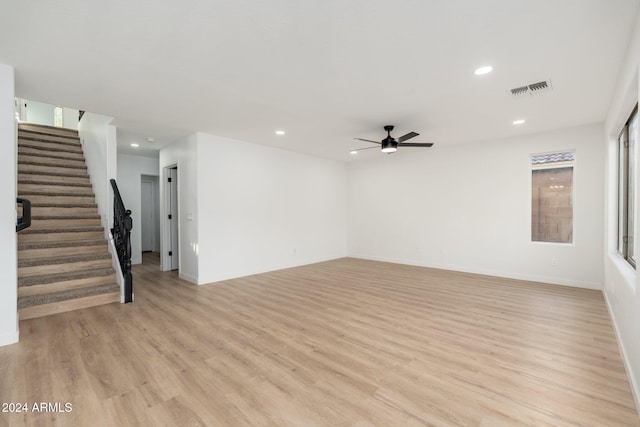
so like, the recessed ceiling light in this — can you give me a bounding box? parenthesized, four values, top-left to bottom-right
(146, 137, 155, 143)
(131, 143, 139, 147)
(474, 65, 493, 75)
(512, 119, 526, 125)
(275, 130, 285, 135)
(350, 150, 358, 155)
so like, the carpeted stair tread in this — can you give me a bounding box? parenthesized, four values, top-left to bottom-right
(18, 153, 84, 164)
(18, 123, 79, 135)
(19, 189, 94, 197)
(18, 267, 115, 287)
(20, 226, 103, 234)
(18, 169, 88, 179)
(31, 202, 97, 208)
(18, 159, 87, 170)
(18, 283, 119, 309)
(19, 239, 106, 250)
(31, 214, 101, 220)
(17, 136, 81, 149)
(18, 143, 84, 156)
(18, 179, 92, 188)
(18, 252, 111, 268)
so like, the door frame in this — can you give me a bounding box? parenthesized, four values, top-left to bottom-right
(160, 164, 180, 272)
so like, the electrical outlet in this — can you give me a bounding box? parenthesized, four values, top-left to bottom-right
(551, 258, 558, 266)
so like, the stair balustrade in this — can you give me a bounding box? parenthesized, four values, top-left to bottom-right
(110, 179, 133, 303)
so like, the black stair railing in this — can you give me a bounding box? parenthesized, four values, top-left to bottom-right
(16, 198, 31, 232)
(110, 179, 133, 303)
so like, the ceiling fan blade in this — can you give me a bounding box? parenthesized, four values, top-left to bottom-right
(397, 131, 419, 142)
(354, 138, 381, 144)
(350, 146, 380, 152)
(397, 142, 434, 147)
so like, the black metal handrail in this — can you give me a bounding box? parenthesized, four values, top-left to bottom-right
(16, 198, 31, 232)
(110, 179, 133, 303)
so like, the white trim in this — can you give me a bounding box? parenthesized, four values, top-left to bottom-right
(603, 289, 640, 419)
(0, 319, 19, 347)
(348, 254, 602, 289)
(107, 232, 126, 303)
(179, 272, 198, 284)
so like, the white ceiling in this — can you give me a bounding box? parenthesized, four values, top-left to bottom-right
(1, 0, 638, 161)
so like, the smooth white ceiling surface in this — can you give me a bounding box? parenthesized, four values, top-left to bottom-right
(1, 0, 638, 160)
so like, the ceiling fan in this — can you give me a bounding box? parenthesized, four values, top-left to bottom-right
(352, 125, 434, 154)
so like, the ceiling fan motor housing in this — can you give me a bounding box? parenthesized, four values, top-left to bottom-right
(381, 137, 397, 152)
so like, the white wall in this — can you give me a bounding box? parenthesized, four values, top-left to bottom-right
(196, 133, 348, 284)
(117, 154, 159, 265)
(78, 113, 117, 231)
(159, 134, 199, 282)
(0, 64, 18, 346)
(24, 99, 54, 126)
(348, 123, 605, 289)
(21, 100, 78, 130)
(603, 9, 640, 412)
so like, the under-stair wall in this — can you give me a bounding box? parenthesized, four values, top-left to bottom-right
(0, 63, 18, 346)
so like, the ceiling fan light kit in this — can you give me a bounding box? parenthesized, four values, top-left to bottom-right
(352, 125, 434, 154)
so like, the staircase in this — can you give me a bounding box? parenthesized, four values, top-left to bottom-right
(17, 123, 120, 320)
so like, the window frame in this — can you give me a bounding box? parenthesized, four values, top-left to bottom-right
(618, 103, 638, 268)
(530, 151, 575, 245)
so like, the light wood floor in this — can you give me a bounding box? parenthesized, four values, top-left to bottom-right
(1, 255, 638, 426)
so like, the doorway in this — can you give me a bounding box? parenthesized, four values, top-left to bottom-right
(140, 175, 160, 257)
(163, 166, 179, 271)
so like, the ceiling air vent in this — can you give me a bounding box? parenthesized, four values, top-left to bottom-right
(511, 85, 529, 96)
(510, 79, 552, 97)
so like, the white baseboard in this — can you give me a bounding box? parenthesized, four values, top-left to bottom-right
(348, 254, 602, 289)
(180, 272, 198, 284)
(0, 325, 19, 347)
(603, 290, 640, 419)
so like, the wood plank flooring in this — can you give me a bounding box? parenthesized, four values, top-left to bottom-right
(0, 255, 638, 426)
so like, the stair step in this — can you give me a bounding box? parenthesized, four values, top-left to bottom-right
(18, 153, 86, 168)
(19, 251, 111, 268)
(18, 240, 108, 260)
(18, 228, 104, 243)
(19, 173, 90, 185)
(18, 145, 84, 160)
(19, 239, 106, 251)
(27, 205, 98, 216)
(18, 273, 117, 298)
(18, 134, 81, 149)
(19, 123, 79, 137)
(19, 183, 93, 195)
(18, 266, 115, 287)
(18, 140, 83, 155)
(18, 194, 96, 204)
(19, 225, 103, 234)
(18, 159, 86, 171)
(18, 190, 95, 200)
(18, 286, 120, 320)
(18, 163, 89, 176)
(18, 127, 80, 142)
(19, 256, 113, 278)
(31, 214, 100, 220)
(18, 179, 91, 188)
(28, 217, 101, 228)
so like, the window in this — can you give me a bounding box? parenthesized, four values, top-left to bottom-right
(618, 104, 638, 267)
(531, 151, 574, 243)
(54, 106, 63, 128)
